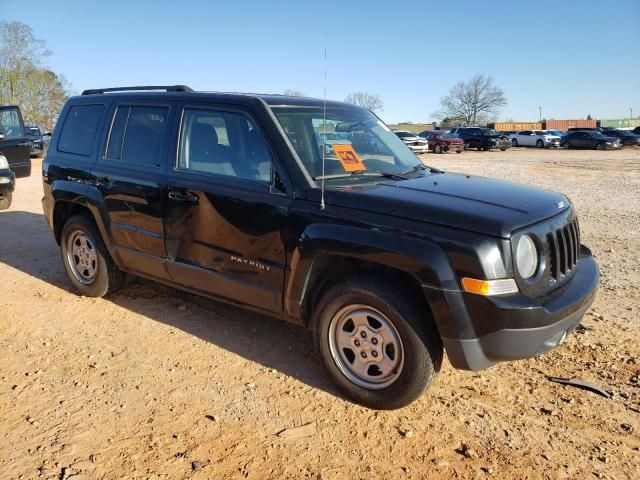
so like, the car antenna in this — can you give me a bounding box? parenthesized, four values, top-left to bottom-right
(320, 32, 328, 210)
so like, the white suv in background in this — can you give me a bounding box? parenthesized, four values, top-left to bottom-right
(509, 130, 561, 148)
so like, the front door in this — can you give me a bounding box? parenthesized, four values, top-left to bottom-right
(91, 102, 174, 279)
(163, 105, 289, 314)
(0, 106, 31, 177)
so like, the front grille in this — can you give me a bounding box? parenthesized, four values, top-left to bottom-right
(546, 217, 580, 282)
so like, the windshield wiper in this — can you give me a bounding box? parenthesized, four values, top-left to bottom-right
(313, 171, 407, 181)
(401, 164, 443, 175)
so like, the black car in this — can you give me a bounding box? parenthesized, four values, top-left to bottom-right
(42, 85, 599, 409)
(600, 129, 640, 146)
(25, 124, 45, 156)
(0, 105, 31, 178)
(633, 126, 640, 135)
(448, 127, 511, 151)
(561, 131, 622, 150)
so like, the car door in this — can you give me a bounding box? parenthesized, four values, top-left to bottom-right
(163, 104, 290, 314)
(91, 101, 174, 280)
(0, 106, 31, 177)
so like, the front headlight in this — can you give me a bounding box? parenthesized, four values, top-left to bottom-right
(516, 235, 538, 279)
(0, 154, 9, 170)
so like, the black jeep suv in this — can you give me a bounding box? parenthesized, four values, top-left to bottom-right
(42, 86, 599, 409)
(449, 127, 511, 151)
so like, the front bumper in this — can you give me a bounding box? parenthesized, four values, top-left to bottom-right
(0, 169, 16, 197)
(442, 248, 599, 370)
(407, 144, 429, 153)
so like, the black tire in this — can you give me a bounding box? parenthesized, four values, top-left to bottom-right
(482, 145, 490, 151)
(0, 193, 11, 210)
(511, 138, 518, 147)
(596, 143, 605, 151)
(455, 148, 463, 154)
(500, 147, 507, 151)
(536, 139, 544, 148)
(563, 142, 571, 149)
(435, 144, 443, 154)
(312, 274, 443, 410)
(60, 214, 125, 297)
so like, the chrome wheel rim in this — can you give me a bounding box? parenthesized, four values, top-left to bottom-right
(66, 230, 98, 285)
(328, 304, 404, 389)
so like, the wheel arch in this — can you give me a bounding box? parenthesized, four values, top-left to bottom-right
(284, 224, 457, 337)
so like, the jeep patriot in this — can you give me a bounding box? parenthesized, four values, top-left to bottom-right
(42, 86, 599, 409)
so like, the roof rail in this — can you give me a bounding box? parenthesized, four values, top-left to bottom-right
(81, 85, 194, 95)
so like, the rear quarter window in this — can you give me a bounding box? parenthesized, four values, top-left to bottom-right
(58, 104, 105, 156)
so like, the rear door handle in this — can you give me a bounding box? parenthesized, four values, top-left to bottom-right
(168, 191, 199, 204)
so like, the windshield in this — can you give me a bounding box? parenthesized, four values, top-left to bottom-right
(272, 106, 424, 184)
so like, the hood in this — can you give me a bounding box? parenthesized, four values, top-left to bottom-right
(319, 172, 570, 238)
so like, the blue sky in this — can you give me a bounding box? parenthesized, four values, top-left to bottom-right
(2, 0, 639, 124)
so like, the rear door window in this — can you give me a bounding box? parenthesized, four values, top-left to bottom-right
(105, 106, 169, 167)
(58, 104, 105, 156)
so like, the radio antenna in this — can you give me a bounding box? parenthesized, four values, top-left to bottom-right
(320, 32, 327, 210)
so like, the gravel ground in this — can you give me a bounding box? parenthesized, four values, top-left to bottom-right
(1, 148, 639, 480)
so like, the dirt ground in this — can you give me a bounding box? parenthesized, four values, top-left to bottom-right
(1, 148, 639, 480)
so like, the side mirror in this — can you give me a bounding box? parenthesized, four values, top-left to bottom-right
(0, 134, 4, 140)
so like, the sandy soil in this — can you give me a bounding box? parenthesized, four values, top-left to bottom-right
(1, 148, 639, 480)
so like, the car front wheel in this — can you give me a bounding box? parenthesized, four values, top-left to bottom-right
(511, 138, 518, 147)
(61, 215, 125, 297)
(536, 139, 544, 148)
(563, 142, 571, 149)
(313, 275, 442, 410)
(596, 143, 606, 150)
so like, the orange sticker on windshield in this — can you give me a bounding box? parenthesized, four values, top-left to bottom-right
(332, 144, 366, 172)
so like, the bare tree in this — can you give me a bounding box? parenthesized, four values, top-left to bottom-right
(344, 92, 383, 112)
(283, 89, 305, 97)
(432, 74, 506, 126)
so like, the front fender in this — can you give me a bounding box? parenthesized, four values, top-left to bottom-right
(284, 223, 466, 337)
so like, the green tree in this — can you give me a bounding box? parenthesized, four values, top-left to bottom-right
(0, 21, 70, 131)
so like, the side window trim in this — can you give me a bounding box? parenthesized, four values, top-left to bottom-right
(174, 104, 274, 186)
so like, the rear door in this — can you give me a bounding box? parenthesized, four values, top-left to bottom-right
(0, 106, 31, 177)
(91, 101, 175, 280)
(163, 103, 290, 314)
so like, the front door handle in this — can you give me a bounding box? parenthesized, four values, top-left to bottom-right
(168, 190, 199, 204)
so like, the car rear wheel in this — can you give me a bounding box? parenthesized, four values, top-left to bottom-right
(61, 215, 125, 297)
(313, 274, 442, 410)
(536, 139, 544, 148)
(0, 193, 12, 210)
(511, 138, 518, 147)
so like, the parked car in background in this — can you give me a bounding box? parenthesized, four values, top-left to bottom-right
(601, 129, 640, 147)
(0, 105, 31, 178)
(393, 130, 429, 153)
(25, 125, 45, 156)
(561, 131, 621, 150)
(543, 129, 567, 137)
(418, 130, 464, 153)
(0, 153, 15, 210)
(509, 130, 561, 148)
(448, 127, 511, 151)
(633, 126, 640, 135)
